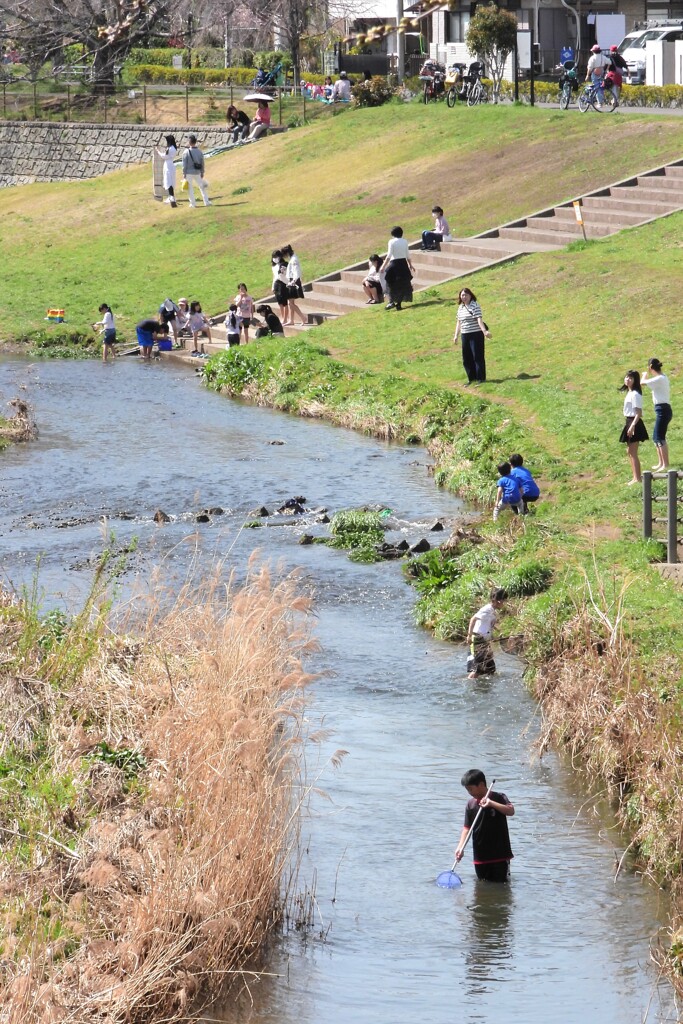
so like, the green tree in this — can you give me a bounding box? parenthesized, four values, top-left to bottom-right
(466, 2, 517, 104)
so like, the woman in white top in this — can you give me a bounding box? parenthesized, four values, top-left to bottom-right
(92, 302, 116, 363)
(619, 369, 649, 485)
(453, 287, 491, 384)
(380, 226, 415, 311)
(156, 134, 178, 207)
(641, 357, 672, 472)
(281, 244, 307, 326)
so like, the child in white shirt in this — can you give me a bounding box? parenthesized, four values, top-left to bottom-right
(466, 588, 507, 678)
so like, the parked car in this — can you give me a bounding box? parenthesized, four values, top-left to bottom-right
(616, 21, 683, 84)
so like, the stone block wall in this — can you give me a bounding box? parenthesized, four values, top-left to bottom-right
(0, 123, 230, 188)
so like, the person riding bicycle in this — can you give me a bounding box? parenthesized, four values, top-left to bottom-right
(604, 44, 628, 101)
(585, 43, 608, 108)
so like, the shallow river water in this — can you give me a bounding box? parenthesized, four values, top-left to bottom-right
(0, 357, 678, 1024)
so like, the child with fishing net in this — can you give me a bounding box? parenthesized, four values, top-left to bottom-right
(466, 588, 507, 678)
(454, 769, 515, 882)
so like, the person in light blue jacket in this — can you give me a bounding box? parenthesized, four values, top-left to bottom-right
(182, 135, 211, 208)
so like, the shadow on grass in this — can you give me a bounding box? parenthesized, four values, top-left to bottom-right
(486, 373, 542, 384)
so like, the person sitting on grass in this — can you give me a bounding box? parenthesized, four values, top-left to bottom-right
(362, 255, 385, 304)
(493, 461, 522, 521)
(466, 588, 507, 678)
(188, 301, 212, 356)
(254, 304, 285, 338)
(509, 454, 540, 514)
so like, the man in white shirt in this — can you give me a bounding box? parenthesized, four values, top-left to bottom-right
(585, 44, 608, 107)
(333, 71, 352, 102)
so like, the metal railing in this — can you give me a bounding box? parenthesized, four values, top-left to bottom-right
(0, 81, 322, 125)
(643, 470, 683, 563)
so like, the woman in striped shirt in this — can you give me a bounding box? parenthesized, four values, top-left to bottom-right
(453, 287, 491, 384)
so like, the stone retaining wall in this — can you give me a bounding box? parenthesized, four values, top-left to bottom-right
(0, 122, 230, 188)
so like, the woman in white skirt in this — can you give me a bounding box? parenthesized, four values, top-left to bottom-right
(156, 134, 178, 207)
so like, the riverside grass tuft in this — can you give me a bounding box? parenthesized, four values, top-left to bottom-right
(0, 560, 318, 1023)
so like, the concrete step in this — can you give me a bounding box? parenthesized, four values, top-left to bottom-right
(609, 185, 683, 206)
(636, 174, 683, 193)
(664, 165, 683, 179)
(444, 240, 520, 260)
(553, 205, 661, 227)
(497, 225, 571, 246)
(300, 293, 369, 315)
(313, 278, 376, 301)
(582, 194, 680, 216)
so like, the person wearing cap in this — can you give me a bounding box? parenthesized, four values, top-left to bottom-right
(181, 135, 211, 208)
(333, 71, 352, 102)
(585, 43, 608, 107)
(158, 297, 180, 344)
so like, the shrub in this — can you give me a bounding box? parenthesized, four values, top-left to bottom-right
(130, 64, 255, 86)
(253, 50, 292, 73)
(352, 76, 395, 107)
(127, 47, 185, 67)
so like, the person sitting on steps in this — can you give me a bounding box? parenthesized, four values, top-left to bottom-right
(421, 206, 452, 252)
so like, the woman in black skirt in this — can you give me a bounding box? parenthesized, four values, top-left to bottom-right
(380, 226, 415, 311)
(271, 250, 290, 323)
(619, 369, 649, 485)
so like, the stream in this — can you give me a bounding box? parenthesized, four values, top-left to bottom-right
(0, 356, 677, 1024)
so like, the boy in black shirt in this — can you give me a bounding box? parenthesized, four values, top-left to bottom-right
(454, 768, 514, 882)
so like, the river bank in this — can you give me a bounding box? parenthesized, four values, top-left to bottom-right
(202, 336, 683, 990)
(0, 559, 311, 1022)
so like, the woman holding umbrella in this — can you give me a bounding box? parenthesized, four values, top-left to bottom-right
(248, 98, 272, 140)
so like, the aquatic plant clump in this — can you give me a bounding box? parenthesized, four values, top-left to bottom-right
(0, 565, 314, 1023)
(329, 508, 386, 563)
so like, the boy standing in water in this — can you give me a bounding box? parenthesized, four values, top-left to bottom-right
(466, 588, 506, 678)
(455, 769, 514, 882)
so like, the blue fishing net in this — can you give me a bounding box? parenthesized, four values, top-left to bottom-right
(435, 869, 463, 889)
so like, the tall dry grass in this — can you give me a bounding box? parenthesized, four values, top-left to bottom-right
(0, 560, 317, 1023)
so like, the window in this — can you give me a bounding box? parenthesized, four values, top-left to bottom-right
(516, 10, 531, 28)
(447, 12, 470, 42)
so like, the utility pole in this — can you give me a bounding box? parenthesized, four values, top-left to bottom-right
(397, 0, 405, 82)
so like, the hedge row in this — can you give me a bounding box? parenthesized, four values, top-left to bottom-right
(131, 65, 257, 85)
(499, 79, 683, 108)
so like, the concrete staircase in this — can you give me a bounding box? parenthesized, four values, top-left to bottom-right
(197, 158, 682, 352)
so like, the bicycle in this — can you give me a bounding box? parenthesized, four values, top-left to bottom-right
(555, 59, 579, 110)
(466, 73, 488, 106)
(578, 78, 618, 113)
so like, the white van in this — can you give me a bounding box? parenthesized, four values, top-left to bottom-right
(616, 21, 683, 84)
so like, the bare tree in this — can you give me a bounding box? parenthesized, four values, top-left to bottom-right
(0, 0, 170, 87)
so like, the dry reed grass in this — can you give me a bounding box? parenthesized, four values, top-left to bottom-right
(0, 398, 37, 442)
(0, 561, 316, 1023)
(532, 570, 683, 882)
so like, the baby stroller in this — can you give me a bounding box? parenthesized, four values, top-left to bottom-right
(252, 62, 282, 94)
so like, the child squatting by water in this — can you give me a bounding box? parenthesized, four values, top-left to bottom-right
(455, 769, 515, 882)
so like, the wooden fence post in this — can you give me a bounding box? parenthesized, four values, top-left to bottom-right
(667, 469, 678, 564)
(143, 85, 147, 123)
(185, 84, 189, 122)
(66, 83, 70, 120)
(33, 81, 38, 119)
(643, 471, 652, 539)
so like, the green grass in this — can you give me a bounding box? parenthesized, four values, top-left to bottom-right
(1, 102, 682, 342)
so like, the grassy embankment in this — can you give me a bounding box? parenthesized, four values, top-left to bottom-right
(0, 560, 316, 1022)
(1, 101, 682, 348)
(201, 207, 683, 980)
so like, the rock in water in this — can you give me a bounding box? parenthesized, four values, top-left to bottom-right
(153, 509, 171, 523)
(409, 538, 431, 554)
(429, 520, 445, 532)
(249, 506, 270, 517)
(196, 512, 211, 523)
